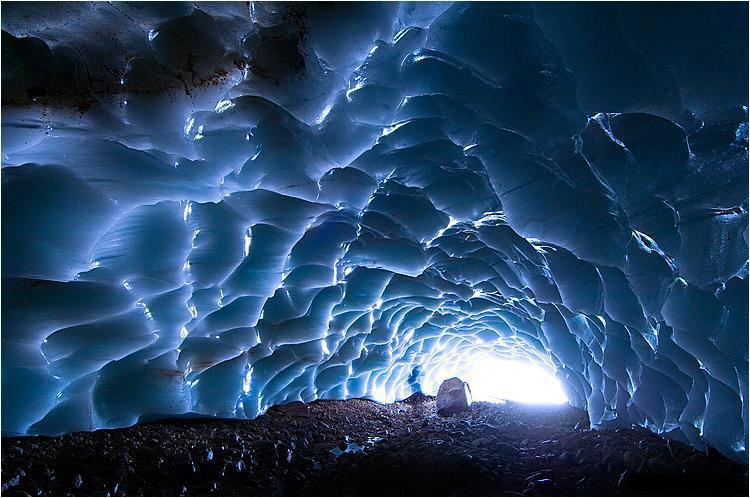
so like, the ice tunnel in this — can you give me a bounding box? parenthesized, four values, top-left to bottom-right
(2, 1, 748, 465)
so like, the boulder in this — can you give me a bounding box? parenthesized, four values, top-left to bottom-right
(436, 377, 472, 416)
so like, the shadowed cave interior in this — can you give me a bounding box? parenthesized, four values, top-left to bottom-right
(1, 1, 748, 496)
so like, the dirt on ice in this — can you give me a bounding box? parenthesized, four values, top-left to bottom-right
(2, 395, 747, 496)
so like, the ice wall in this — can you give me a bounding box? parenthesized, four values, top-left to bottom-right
(2, 2, 748, 462)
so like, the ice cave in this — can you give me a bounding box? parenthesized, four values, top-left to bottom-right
(1, 1, 748, 496)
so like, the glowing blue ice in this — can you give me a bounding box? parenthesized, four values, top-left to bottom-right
(1, 1, 747, 463)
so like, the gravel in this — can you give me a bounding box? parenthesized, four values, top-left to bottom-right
(2, 396, 747, 496)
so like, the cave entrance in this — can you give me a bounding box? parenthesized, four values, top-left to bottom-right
(464, 357, 568, 404)
(425, 354, 569, 405)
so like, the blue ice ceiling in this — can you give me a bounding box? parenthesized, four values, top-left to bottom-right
(1, 2, 748, 462)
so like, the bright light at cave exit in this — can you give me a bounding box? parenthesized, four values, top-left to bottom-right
(462, 356, 568, 405)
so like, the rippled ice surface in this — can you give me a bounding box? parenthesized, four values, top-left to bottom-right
(1, 2, 748, 462)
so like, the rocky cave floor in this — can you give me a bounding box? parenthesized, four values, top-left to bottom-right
(2, 395, 748, 497)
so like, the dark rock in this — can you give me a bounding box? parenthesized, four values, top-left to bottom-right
(436, 377, 472, 416)
(647, 458, 678, 475)
(402, 392, 433, 404)
(523, 478, 562, 496)
(2, 474, 22, 492)
(471, 435, 495, 447)
(496, 442, 521, 456)
(525, 469, 553, 482)
(607, 460, 625, 476)
(623, 449, 643, 470)
(5, 446, 24, 457)
(617, 469, 631, 487)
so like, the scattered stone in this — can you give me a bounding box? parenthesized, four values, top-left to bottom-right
(402, 392, 431, 404)
(617, 469, 631, 487)
(525, 469, 553, 482)
(496, 442, 521, 456)
(623, 449, 643, 470)
(0, 397, 746, 497)
(471, 435, 495, 447)
(5, 446, 23, 457)
(524, 478, 562, 496)
(648, 458, 678, 475)
(607, 460, 624, 476)
(559, 451, 574, 464)
(2, 474, 22, 492)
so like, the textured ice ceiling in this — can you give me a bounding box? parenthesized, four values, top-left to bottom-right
(2, 2, 748, 462)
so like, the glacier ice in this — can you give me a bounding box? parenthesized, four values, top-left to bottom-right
(1, 1, 748, 463)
